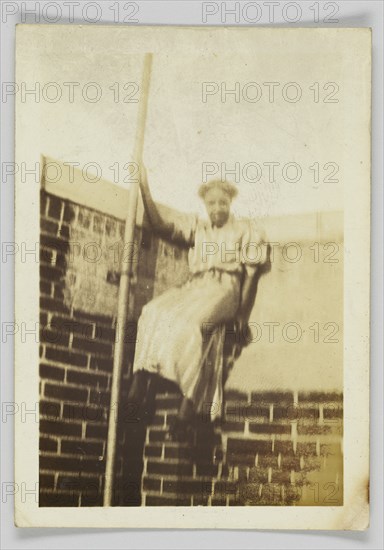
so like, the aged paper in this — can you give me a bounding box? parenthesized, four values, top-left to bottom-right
(14, 25, 370, 529)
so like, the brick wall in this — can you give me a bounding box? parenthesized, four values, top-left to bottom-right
(142, 382, 343, 506)
(39, 188, 143, 506)
(39, 188, 190, 507)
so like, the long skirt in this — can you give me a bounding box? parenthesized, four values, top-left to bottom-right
(132, 269, 241, 418)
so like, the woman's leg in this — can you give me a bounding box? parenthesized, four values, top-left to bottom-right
(127, 370, 156, 423)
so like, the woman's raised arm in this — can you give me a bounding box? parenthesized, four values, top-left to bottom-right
(139, 165, 175, 240)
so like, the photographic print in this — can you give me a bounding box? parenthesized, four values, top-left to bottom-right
(14, 25, 370, 529)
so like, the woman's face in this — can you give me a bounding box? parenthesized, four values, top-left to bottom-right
(203, 187, 231, 227)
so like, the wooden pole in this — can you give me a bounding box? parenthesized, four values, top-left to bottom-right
(103, 53, 153, 507)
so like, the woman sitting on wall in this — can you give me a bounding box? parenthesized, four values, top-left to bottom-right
(127, 166, 270, 440)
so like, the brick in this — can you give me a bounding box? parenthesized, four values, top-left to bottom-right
(40, 297, 70, 314)
(66, 369, 109, 389)
(40, 419, 82, 437)
(40, 312, 48, 326)
(92, 214, 104, 233)
(44, 383, 88, 403)
(40, 247, 55, 264)
(226, 403, 269, 422)
(163, 479, 212, 495)
(81, 492, 103, 507)
(213, 448, 224, 462)
(58, 224, 70, 239)
(192, 494, 210, 506)
(40, 329, 70, 347)
(50, 316, 94, 337)
(148, 429, 168, 443)
(296, 442, 317, 456)
(53, 285, 65, 300)
(39, 490, 79, 507)
(72, 336, 113, 357)
(224, 389, 248, 401)
(273, 440, 294, 454)
(251, 391, 293, 404)
(63, 403, 105, 422)
(142, 477, 161, 492)
(63, 203, 75, 223)
(320, 443, 341, 457)
(47, 196, 63, 219)
(147, 460, 193, 477)
(249, 423, 291, 435)
(211, 496, 227, 505)
(271, 470, 291, 484)
(40, 265, 64, 283)
(45, 347, 88, 367)
(41, 218, 59, 235)
(40, 400, 61, 418)
(298, 391, 343, 403)
(323, 405, 343, 419)
(228, 496, 243, 506)
(39, 473, 55, 489)
(248, 468, 269, 484)
(297, 424, 332, 436)
(85, 423, 108, 440)
(40, 455, 105, 474)
(281, 456, 302, 471)
(144, 445, 163, 458)
(220, 421, 246, 433)
(301, 456, 322, 471)
(105, 218, 116, 237)
(72, 309, 113, 327)
(163, 444, 192, 461)
(39, 364, 65, 381)
(214, 481, 238, 495)
(61, 440, 104, 457)
(40, 280, 52, 296)
(90, 356, 114, 373)
(39, 437, 58, 453)
(89, 389, 111, 407)
(227, 438, 272, 456)
(258, 455, 279, 469)
(152, 413, 165, 427)
(145, 495, 191, 506)
(40, 234, 67, 253)
(40, 191, 48, 215)
(195, 429, 222, 447)
(95, 324, 116, 342)
(55, 252, 67, 268)
(78, 210, 91, 228)
(56, 474, 100, 492)
(195, 463, 219, 477)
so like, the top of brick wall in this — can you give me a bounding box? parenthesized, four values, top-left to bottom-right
(41, 155, 343, 242)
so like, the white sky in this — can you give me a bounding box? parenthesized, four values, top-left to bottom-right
(16, 26, 347, 220)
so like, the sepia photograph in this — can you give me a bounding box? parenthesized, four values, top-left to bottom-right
(14, 24, 370, 529)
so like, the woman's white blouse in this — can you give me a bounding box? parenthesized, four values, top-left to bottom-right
(169, 211, 269, 276)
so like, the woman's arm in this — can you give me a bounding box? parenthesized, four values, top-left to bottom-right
(139, 165, 175, 240)
(237, 243, 271, 325)
(237, 267, 260, 325)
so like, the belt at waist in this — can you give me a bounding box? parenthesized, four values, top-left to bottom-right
(188, 267, 242, 283)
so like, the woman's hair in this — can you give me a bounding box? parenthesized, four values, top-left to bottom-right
(198, 179, 238, 201)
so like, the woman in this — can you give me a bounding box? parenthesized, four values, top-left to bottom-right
(128, 166, 270, 439)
